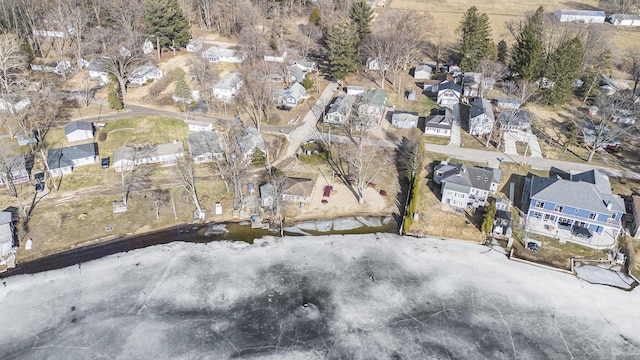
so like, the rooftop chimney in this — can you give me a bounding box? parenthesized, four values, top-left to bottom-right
(606, 201, 612, 211)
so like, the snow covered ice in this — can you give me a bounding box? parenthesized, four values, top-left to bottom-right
(1, 233, 639, 359)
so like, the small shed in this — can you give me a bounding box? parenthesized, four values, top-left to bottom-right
(347, 86, 365, 96)
(391, 111, 419, 129)
(413, 65, 432, 80)
(406, 89, 416, 101)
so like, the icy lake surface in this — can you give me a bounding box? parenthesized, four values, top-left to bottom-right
(1, 233, 639, 359)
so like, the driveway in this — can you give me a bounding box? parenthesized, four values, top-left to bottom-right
(503, 131, 542, 158)
(448, 104, 461, 147)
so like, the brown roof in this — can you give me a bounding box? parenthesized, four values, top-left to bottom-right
(282, 177, 315, 197)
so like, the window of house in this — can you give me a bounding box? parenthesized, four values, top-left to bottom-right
(535, 201, 545, 208)
(544, 214, 556, 222)
(532, 211, 542, 218)
(554, 205, 564, 213)
(589, 213, 597, 220)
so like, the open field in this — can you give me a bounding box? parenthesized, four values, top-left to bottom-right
(386, 0, 640, 54)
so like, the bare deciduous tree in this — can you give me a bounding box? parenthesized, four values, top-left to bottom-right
(0, 153, 30, 219)
(625, 47, 640, 101)
(222, 128, 249, 211)
(238, 25, 266, 66)
(188, 51, 217, 92)
(0, 33, 26, 95)
(582, 94, 631, 162)
(237, 69, 274, 131)
(102, 34, 145, 96)
(475, 59, 507, 99)
(175, 157, 204, 218)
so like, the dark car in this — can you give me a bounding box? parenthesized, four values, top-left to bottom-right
(34, 172, 45, 182)
(572, 226, 593, 240)
(278, 105, 291, 111)
(526, 242, 539, 252)
(35, 182, 45, 192)
(101, 157, 110, 169)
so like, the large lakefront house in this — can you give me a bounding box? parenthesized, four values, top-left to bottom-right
(434, 161, 502, 209)
(524, 169, 624, 248)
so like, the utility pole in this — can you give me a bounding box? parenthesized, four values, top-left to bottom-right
(39, 149, 58, 191)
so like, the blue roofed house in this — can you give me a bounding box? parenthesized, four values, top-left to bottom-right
(525, 169, 624, 248)
(391, 111, 419, 128)
(434, 161, 502, 209)
(281, 82, 306, 106)
(324, 94, 355, 125)
(47, 143, 98, 176)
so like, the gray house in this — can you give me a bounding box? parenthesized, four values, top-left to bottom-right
(391, 111, 419, 129)
(325, 94, 355, 125)
(413, 65, 432, 80)
(435, 82, 462, 109)
(238, 127, 266, 161)
(260, 183, 277, 208)
(281, 82, 306, 106)
(113, 141, 185, 172)
(47, 143, 98, 177)
(468, 97, 495, 136)
(498, 110, 532, 132)
(356, 88, 387, 129)
(188, 132, 224, 164)
(434, 161, 502, 209)
(424, 108, 453, 137)
(0, 211, 14, 256)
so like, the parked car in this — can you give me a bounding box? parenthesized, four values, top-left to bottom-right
(526, 242, 539, 252)
(34, 172, 44, 183)
(101, 157, 110, 169)
(278, 105, 291, 111)
(35, 182, 45, 192)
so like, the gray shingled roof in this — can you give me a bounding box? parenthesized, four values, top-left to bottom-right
(213, 72, 242, 90)
(87, 58, 108, 72)
(438, 82, 461, 93)
(469, 97, 494, 121)
(238, 127, 266, 156)
(47, 143, 97, 169)
(188, 132, 223, 158)
(64, 121, 93, 135)
(530, 170, 625, 214)
(425, 108, 453, 130)
(285, 82, 306, 100)
(498, 110, 532, 128)
(327, 94, 355, 118)
(437, 161, 500, 192)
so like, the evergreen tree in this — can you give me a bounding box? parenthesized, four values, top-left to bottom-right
(107, 75, 123, 110)
(497, 39, 508, 63)
(349, 0, 374, 45)
(542, 37, 583, 105)
(143, 0, 191, 60)
(302, 73, 313, 90)
(173, 67, 192, 102)
(326, 20, 359, 80)
(458, 6, 496, 71)
(309, 6, 321, 26)
(510, 6, 545, 82)
(482, 201, 497, 234)
(582, 48, 613, 103)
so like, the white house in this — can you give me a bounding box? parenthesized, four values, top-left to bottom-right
(281, 177, 315, 203)
(203, 46, 245, 63)
(112, 141, 185, 172)
(213, 72, 243, 103)
(434, 161, 502, 209)
(435, 82, 462, 109)
(324, 94, 355, 125)
(0, 155, 31, 186)
(188, 132, 224, 164)
(424, 108, 453, 137)
(0, 211, 14, 256)
(356, 88, 388, 129)
(47, 143, 98, 177)
(128, 62, 164, 86)
(87, 58, 109, 84)
(413, 65, 432, 80)
(287, 59, 317, 73)
(281, 82, 306, 106)
(366, 57, 389, 71)
(238, 127, 266, 161)
(186, 40, 203, 52)
(498, 110, 532, 132)
(16, 132, 38, 147)
(391, 111, 419, 129)
(264, 50, 287, 63)
(260, 183, 277, 208)
(65, 121, 94, 143)
(186, 120, 213, 132)
(0, 98, 30, 114)
(609, 14, 640, 27)
(468, 97, 495, 136)
(143, 39, 154, 55)
(497, 98, 521, 111)
(346, 85, 365, 96)
(288, 64, 307, 83)
(554, 9, 606, 23)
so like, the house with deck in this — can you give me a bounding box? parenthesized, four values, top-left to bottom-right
(434, 161, 502, 209)
(468, 97, 495, 136)
(188, 132, 223, 164)
(524, 169, 624, 248)
(281, 177, 315, 203)
(47, 143, 98, 176)
(324, 94, 355, 125)
(0, 155, 31, 186)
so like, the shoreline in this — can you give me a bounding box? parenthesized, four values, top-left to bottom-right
(3, 215, 398, 278)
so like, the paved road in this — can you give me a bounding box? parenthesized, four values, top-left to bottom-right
(275, 81, 339, 164)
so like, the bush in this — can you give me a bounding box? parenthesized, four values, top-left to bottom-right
(98, 131, 107, 142)
(402, 177, 420, 232)
(302, 73, 313, 90)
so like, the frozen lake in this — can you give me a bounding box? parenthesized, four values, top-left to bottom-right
(1, 233, 639, 359)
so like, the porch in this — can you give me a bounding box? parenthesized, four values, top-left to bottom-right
(526, 217, 618, 249)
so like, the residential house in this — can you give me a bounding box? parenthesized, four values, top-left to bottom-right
(186, 120, 213, 132)
(462, 72, 484, 97)
(238, 127, 266, 161)
(554, 9, 606, 23)
(288, 64, 306, 83)
(128, 62, 164, 86)
(186, 40, 203, 52)
(281, 177, 315, 203)
(424, 108, 453, 137)
(356, 88, 387, 129)
(264, 50, 287, 63)
(87, 58, 109, 84)
(65, 121, 94, 143)
(143, 39, 154, 55)
(16, 132, 38, 147)
(579, 125, 621, 149)
(435, 82, 462, 109)
(600, 75, 619, 95)
(493, 209, 513, 239)
(112, 141, 185, 172)
(324, 94, 355, 125)
(30, 58, 66, 74)
(188, 132, 223, 164)
(287, 59, 317, 73)
(497, 98, 521, 111)
(0, 155, 31, 186)
(498, 110, 532, 132)
(468, 97, 495, 136)
(0, 211, 14, 256)
(366, 57, 388, 71)
(281, 82, 306, 106)
(47, 143, 98, 176)
(260, 183, 277, 208)
(434, 161, 502, 208)
(525, 169, 624, 246)
(609, 14, 640, 27)
(0, 98, 30, 114)
(413, 65, 432, 80)
(213, 72, 243, 103)
(346, 86, 365, 96)
(391, 111, 419, 129)
(203, 46, 245, 63)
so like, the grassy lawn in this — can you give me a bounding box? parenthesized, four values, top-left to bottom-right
(423, 135, 450, 145)
(515, 141, 531, 157)
(459, 131, 500, 151)
(98, 116, 189, 156)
